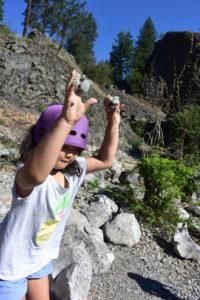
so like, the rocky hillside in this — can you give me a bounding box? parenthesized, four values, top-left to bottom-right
(143, 31, 200, 113)
(0, 29, 164, 156)
(0, 30, 200, 300)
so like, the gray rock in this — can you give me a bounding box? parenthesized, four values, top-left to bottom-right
(132, 186, 145, 202)
(80, 78, 91, 93)
(0, 143, 10, 158)
(187, 205, 200, 217)
(119, 171, 140, 186)
(81, 195, 118, 228)
(103, 212, 141, 247)
(68, 208, 90, 231)
(107, 95, 120, 105)
(84, 226, 104, 242)
(0, 142, 19, 162)
(6, 42, 27, 53)
(178, 207, 190, 220)
(110, 160, 122, 183)
(189, 217, 200, 238)
(191, 192, 198, 202)
(53, 223, 114, 278)
(172, 223, 200, 261)
(83, 172, 105, 188)
(27, 29, 44, 39)
(51, 240, 92, 300)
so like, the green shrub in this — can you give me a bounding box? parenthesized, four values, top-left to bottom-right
(87, 61, 114, 87)
(169, 105, 200, 165)
(104, 155, 197, 232)
(131, 135, 144, 150)
(130, 118, 146, 137)
(137, 156, 197, 230)
(0, 24, 11, 35)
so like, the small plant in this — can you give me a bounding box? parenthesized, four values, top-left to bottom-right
(0, 136, 19, 149)
(37, 102, 46, 113)
(130, 118, 146, 137)
(87, 178, 99, 189)
(131, 135, 144, 150)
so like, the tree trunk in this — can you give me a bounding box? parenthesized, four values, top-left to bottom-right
(42, 0, 49, 34)
(58, 26, 67, 52)
(22, 0, 32, 37)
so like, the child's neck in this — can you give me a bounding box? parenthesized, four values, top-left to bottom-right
(51, 169, 69, 188)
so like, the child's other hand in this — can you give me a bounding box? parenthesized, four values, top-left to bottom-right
(62, 70, 97, 125)
(104, 98, 123, 125)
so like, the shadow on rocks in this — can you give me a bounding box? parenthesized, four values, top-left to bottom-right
(153, 235, 179, 259)
(128, 273, 184, 300)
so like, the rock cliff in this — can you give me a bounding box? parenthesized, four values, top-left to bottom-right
(143, 31, 200, 113)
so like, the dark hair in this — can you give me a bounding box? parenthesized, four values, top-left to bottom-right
(19, 125, 82, 177)
(60, 159, 82, 177)
(19, 125, 36, 163)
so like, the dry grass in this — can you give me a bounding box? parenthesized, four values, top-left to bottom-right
(0, 107, 37, 127)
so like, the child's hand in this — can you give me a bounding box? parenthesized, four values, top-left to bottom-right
(61, 70, 97, 125)
(104, 97, 122, 125)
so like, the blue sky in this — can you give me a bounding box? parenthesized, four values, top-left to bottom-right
(3, 0, 200, 62)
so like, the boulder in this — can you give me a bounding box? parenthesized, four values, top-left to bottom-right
(172, 223, 200, 261)
(103, 212, 141, 247)
(177, 207, 190, 220)
(51, 212, 115, 299)
(81, 194, 118, 228)
(51, 241, 92, 300)
(119, 171, 140, 186)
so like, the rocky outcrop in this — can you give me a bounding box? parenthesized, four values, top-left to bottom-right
(143, 31, 200, 113)
(103, 212, 141, 247)
(0, 30, 165, 153)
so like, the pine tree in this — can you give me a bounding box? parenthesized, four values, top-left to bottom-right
(49, 0, 86, 51)
(0, 0, 4, 23)
(109, 30, 134, 89)
(128, 17, 157, 94)
(66, 11, 97, 72)
(22, 0, 97, 71)
(23, 0, 52, 35)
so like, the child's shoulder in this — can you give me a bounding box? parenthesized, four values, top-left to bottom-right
(76, 156, 86, 166)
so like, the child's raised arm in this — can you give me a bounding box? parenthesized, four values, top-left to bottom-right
(16, 70, 97, 197)
(86, 98, 122, 173)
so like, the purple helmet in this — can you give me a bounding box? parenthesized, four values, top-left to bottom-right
(33, 104, 89, 150)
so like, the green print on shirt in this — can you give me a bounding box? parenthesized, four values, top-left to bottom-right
(36, 191, 71, 245)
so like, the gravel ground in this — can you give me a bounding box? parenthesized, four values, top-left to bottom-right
(1, 167, 200, 300)
(88, 227, 200, 300)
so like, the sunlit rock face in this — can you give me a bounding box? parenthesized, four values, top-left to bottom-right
(143, 31, 200, 113)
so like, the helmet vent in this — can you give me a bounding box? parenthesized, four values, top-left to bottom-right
(81, 134, 86, 139)
(70, 130, 77, 136)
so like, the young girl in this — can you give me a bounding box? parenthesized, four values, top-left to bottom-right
(0, 70, 121, 300)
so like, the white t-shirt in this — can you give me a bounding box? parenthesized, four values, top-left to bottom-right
(0, 157, 87, 280)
